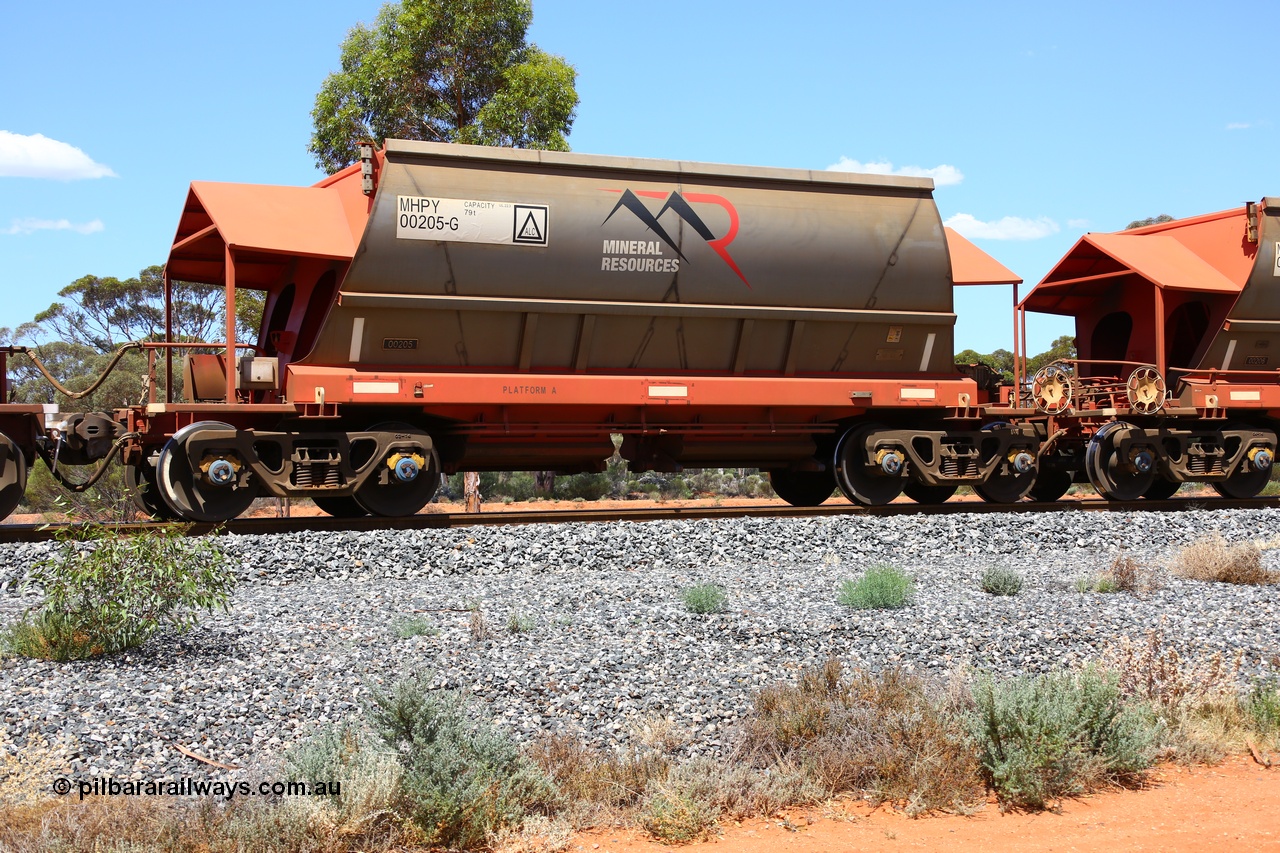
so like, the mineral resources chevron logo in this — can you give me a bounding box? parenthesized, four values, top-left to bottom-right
(601, 189, 750, 287)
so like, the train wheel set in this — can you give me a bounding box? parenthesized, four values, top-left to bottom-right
(0, 142, 1276, 523)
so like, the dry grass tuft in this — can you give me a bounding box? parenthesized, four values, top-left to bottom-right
(1172, 534, 1278, 585)
(490, 814, 575, 853)
(737, 659, 983, 814)
(527, 730, 673, 816)
(1104, 623, 1241, 710)
(1075, 554, 1162, 595)
(1102, 623, 1256, 762)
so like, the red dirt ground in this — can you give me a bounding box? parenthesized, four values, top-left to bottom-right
(573, 757, 1280, 852)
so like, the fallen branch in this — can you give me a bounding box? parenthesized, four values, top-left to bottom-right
(172, 742, 242, 771)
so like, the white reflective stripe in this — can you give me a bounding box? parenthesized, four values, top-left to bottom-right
(352, 381, 400, 394)
(900, 388, 936, 399)
(1230, 390, 1261, 401)
(648, 386, 688, 398)
(919, 332, 936, 372)
(1223, 338, 1236, 369)
(349, 317, 365, 362)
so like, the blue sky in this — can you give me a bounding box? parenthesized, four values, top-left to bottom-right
(1, 0, 1274, 355)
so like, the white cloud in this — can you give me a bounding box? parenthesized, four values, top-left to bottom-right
(827, 157, 964, 186)
(2, 217, 105, 236)
(945, 213, 1059, 241)
(0, 131, 117, 179)
(1226, 122, 1251, 130)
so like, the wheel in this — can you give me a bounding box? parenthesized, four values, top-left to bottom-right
(767, 469, 836, 507)
(352, 422, 440, 517)
(1212, 465, 1272, 499)
(156, 421, 259, 522)
(1027, 470, 1073, 502)
(125, 448, 178, 520)
(1084, 421, 1156, 501)
(973, 423, 1035, 503)
(1143, 477, 1181, 500)
(0, 432, 28, 522)
(833, 424, 905, 506)
(312, 494, 369, 517)
(1212, 428, 1274, 499)
(1213, 468, 1271, 498)
(902, 481, 957, 504)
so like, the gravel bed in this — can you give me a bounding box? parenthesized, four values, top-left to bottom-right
(1, 507, 1278, 781)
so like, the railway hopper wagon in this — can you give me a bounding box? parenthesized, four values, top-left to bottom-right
(1017, 200, 1280, 501)
(0, 141, 1031, 522)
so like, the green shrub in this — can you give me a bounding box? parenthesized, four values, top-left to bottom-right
(1246, 679, 1280, 735)
(981, 566, 1024, 596)
(4, 522, 234, 660)
(1075, 573, 1119, 594)
(837, 564, 914, 610)
(681, 583, 727, 614)
(639, 783, 719, 843)
(507, 611, 536, 634)
(282, 719, 403, 839)
(391, 615, 436, 639)
(367, 676, 555, 848)
(555, 472, 613, 501)
(969, 668, 1158, 809)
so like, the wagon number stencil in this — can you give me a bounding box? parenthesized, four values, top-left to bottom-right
(396, 195, 548, 247)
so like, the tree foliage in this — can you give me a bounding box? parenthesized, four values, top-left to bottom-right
(1126, 214, 1175, 230)
(27, 264, 262, 352)
(10, 265, 265, 411)
(956, 335, 1076, 383)
(309, 0, 578, 173)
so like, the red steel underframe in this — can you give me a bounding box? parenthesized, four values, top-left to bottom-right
(285, 366, 980, 423)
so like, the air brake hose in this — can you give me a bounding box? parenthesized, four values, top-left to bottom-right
(9, 341, 144, 400)
(35, 432, 140, 492)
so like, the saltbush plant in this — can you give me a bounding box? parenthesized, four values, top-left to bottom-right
(507, 610, 536, 634)
(981, 566, 1024, 596)
(837, 564, 914, 609)
(969, 668, 1158, 809)
(391, 615, 436, 639)
(681, 583, 727, 614)
(4, 521, 234, 660)
(366, 676, 555, 848)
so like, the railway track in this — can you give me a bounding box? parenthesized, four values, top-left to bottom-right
(1, 495, 1276, 544)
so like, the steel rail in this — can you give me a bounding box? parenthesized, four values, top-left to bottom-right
(1, 496, 1276, 544)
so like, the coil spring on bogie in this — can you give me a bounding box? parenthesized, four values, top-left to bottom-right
(940, 457, 973, 478)
(290, 446, 343, 488)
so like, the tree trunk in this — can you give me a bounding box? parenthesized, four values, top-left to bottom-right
(463, 471, 482, 513)
(535, 471, 555, 498)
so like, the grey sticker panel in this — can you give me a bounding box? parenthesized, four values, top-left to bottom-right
(396, 196, 548, 246)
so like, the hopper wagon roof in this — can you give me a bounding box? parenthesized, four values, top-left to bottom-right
(1021, 205, 1258, 316)
(944, 227, 1022, 286)
(163, 141, 1021, 291)
(164, 166, 367, 288)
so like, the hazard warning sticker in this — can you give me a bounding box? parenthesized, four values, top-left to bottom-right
(395, 196, 549, 247)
